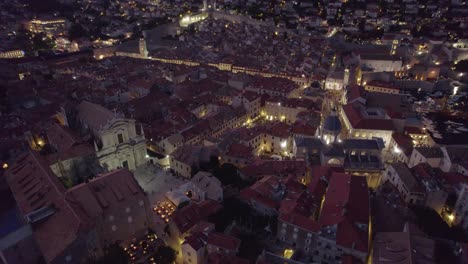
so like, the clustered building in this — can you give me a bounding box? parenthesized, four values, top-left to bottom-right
(1, 0, 468, 263)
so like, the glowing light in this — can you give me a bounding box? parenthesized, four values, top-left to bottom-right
(145, 154, 149, 158)
(37, 139, 45, 147)
(393, 146, 401, 154)
(2, 163, 8, 169)
(280, 141, 287, 149)
(283, 249, 294, 259)
(448, 214, 455, 221)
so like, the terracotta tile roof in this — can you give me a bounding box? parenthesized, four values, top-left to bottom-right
(171, 200, 221, 234)
(207, 232, 241, 252)
(292, 122, 317, 136)
(342, 102, 395, 131)
(336, 218, 368, 252)
(279, 212, 321, 232)
(225, 143, 253, 159)
(240, 160, 307, 179)
(335, 176, 369, 253)
(183, 232, 207, 251)
(207, 253, 250, 264)
(392, 132, 413, 155)
(319, 173, 351, 226)
(77, 101, 116, 131)
(5, 151, 91, 263)
(404, 126, 424, 135)
(366, 80, 399, 90)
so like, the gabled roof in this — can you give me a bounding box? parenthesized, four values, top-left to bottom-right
(207, 232, 241, 252)
(342, 102, 395, 131)
(77, 101, 116, 132)
(5, 151, 91, 263)
(171, 200, 222, 234)
(390, 163, 420, 192)
(183, 232, 207, 251)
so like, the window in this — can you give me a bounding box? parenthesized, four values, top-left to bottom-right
(65, 255, 72, 262)
(118, 133, 124, 144)
(128, 216, 133, 223)
(109, 215, 114, 221)
(112, 225, 117, 231)
(126, 207, 131, 213)
(139, 200, 144, 206)
(122, 160, 128, 168)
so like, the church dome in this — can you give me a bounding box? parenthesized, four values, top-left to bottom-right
(323, 112, 342, 133)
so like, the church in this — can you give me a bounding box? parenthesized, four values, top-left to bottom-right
(70, 101, 147, 171)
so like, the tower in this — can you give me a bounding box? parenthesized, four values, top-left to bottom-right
(343, 67, 350, 88)
(139, 37, 148, 58)
(203, 0, 216, 11)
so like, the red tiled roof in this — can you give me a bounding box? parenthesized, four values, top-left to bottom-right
(342, 103, 395, 131)
(5, 151, 91, 263)
(249, 76, 298, 94)
(336, 176, 369, 253)
(336, 218, 368, 252)
(241, 91, 261, 102)
(66, 169, 144, 218)
(347, 85, 366, 102)
(411, 163, 433, 179)
(366, 80, 399, 90)
(240, 160, 307, 179)
(172, 200, 222, 234)
(292, 122, 317, 136)
(404, 126, 424, 135)
(279, 213, 321, 232)
(392, 132, 413, 155)
(183, 232, 207, 251)
(439, 172, 467, 186)
(207, 232, 241, 252)
(226, 144, 253, 159)
(77, 101, 115, 131)
(319, 173, 351, 226)
(207, 253, 250, 264)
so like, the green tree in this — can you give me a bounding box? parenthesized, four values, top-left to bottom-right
(455, 60, 468, 72)
(69, 23, 87, 40)
(213, 163, 240, 186)
(32, 33, 55, 51)
(152, 246, 175, 264)
(97, 243, 128, 264)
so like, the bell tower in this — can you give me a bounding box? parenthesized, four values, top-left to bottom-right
(139, 37, 148, 58)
